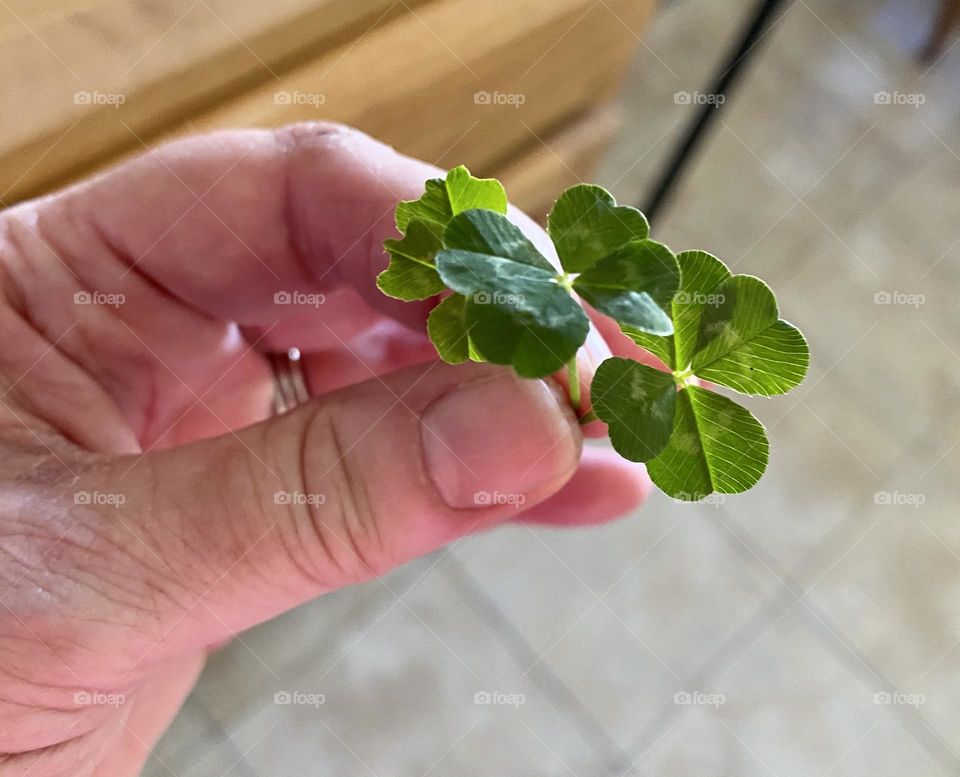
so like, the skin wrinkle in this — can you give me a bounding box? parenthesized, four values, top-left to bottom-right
(0, 225, 137, 450)
(324, 408, 384, 580)
(278, 125, 330, 294)
(125, 453, 215, 614)
(294, 407, 366, 587)
(0, 222, 31, 319)
(15, 198, 255, 448)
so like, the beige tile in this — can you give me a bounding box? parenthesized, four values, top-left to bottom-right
(145, 733, 258, 777)
(716, 395, 893, 578)
(631, 607, 952, 777)
(721, 27, 884, 201)
(193, 557, 428, 727)
(454, 504, 780, 748)
(142, 697, 223, 777)
(202, 566, 603, 777)
(806, 490, 960, 749)
(653, 126, 802, 262)
(635, 701, 951, 777)
(594, 0, 746, 205)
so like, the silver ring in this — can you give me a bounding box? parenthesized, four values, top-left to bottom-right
(268, 348, 310, 415)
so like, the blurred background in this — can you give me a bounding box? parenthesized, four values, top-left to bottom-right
(4, 0, 960, 774)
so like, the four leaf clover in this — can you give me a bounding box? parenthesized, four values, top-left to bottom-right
(378, 166, 809, 500)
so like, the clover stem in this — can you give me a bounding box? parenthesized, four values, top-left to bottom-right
(567, 356, 581, 413)
(556, 272, 576, 293)
(673, 367, 695, 388)
(578, 409, 599, 425)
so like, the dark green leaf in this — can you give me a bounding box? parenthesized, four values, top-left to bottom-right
(436, 211, 589, 377)
(591, 358, 676, 462)
(619, 250, 731, 369)
(573, 239, 678, 335)
(444, 209, 554, 270)
(547, 184, 649, 273)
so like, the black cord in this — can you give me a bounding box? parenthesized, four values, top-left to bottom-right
(641, 0, 790, 223)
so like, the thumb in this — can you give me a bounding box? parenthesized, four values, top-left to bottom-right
(87, 361, 580, 656)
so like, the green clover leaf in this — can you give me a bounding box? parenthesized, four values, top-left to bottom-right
(396, 165, 508, 236)
(378, 220, 445, 301)
(426, 293, 471, 365)
(547, 184, 650, 272)
(436, 210, 589, 378)
(591, 250, 808, 499)
(378, 177, 808, 501)
(378, 166, 508, 301)
(690, 275, 809, 396)
(646, 386, 769, 500)
(571, 239, 678, 335)
(591, 358, 676, 462)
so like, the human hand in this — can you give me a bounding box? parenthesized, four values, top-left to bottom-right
(0, 123, 649, 775)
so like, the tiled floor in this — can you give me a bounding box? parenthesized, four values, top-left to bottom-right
(146, 1, 960, 774)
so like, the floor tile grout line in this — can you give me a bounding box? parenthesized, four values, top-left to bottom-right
(442, 554, 635, 776)
(614, 408, 937, 761)
(620, 448, 960, 775)
(150, 700, 263, 777)
(620, 588, 800, 769)
(155, 556, 434, 765)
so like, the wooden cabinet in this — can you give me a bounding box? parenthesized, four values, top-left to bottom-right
(0, 0, 654, 217)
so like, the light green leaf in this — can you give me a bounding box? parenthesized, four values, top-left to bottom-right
(646, 385, 769, 500)
(427, 294, 471, 364)
(591, 358, 676, 462)
(436, 210, 589, 378)
(396, 165, 507, 236)
(618, 327, 675, 369)
(547, 184, 649, 273)
(377, 220, 445, 300)
(619, 250, 730, 369)
(691, 275, 809, 395)
(573, 239, 678, 335)
(672, 250, 732, 370)
(695, 319, 809, 396)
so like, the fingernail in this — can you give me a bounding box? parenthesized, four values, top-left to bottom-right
(421, 372, 581, 509)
